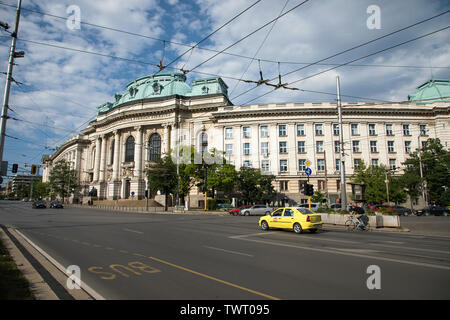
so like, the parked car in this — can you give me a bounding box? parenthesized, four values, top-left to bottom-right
(49, 200, 64, 209)
(229, 205, 252, 216)
(259, 207, 323, 234)
(369, 204, 394, 214)
(32, 200, 46, 209)
(416, 206, 449, 216)
(240, 205, 273, 216)
(297, 202, 320, 212)
(390, 205, 412, 216)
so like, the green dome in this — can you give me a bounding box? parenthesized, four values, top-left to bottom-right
(408, 79, 450, 103)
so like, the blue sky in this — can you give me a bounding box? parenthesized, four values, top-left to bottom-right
(0, 0, 449, 184)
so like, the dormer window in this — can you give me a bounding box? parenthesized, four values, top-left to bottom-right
(153, 82, 160, 93)
(202, 86, 209, 94)
(129, 86, 136, 97)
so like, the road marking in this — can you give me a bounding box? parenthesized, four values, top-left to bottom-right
(229, 232, 277, 239)
(148, 256, 279, 300)
(123, 228, 144, 234)
(230, 234, 450, 271)
(203, 246, 254, 257)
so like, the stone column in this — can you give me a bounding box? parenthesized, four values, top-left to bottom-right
(112, 130, 120, 180)
(93, 137, 101, 182)
(99, 135, 107, 182)
(134, 126, 143, 179)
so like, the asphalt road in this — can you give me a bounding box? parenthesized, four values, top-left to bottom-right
(1, 200, 449, 300)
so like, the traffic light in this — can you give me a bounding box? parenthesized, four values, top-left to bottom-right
(305, 183, 314, 196)
(31, 165, 37, 175)
(12, 163, 18, 173)
(300, 181, 307, 195)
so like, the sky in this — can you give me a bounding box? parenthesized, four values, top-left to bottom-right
(0, 0, 449, 184)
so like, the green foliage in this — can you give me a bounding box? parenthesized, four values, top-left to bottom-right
(48, 159, 78, 201)
(237, 167, 276, 204)
(311, 191, 326, 204)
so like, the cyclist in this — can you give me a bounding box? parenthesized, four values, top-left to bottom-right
(349, 207, 366, 229)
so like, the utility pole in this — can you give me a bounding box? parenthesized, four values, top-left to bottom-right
(0, 0, 22, 165)
(324, 150, 330, 207)
(417, 135, 427, 206)
(385, 170, 390, 205)
(336, 76, 347, 209)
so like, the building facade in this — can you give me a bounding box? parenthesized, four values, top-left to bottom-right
(42, 74, 450, 208)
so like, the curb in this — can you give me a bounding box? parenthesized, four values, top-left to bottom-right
(323, 223, 410, 233)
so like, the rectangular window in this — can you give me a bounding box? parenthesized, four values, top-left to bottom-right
(315, 124, 323, 135)
(370, 141, 378, 153)
(351, 123, 359, 135)
(334, 141, 340, 153)
(225, 144, 233, 155)
(261, 160, 270, 172)
(336, 179, 341, 192)
(369, 124, 376, 136)
(403, 124, 410, 136)
(279, 142, 287, 153)
(243, 143, 250, 155)
(297, 141, 305, 153)
(420, 124, 427, 136)
(279, 181, 289, 191)
(297, 124, 305, 136)
(260, 125, 268, 137)
(388, 141, 395, 153)
(335, 159, 341, 171)
(318, 180, 326, 191)
(317, 159, 325, 171)
(261, 142, 269, 155)
(371, 159, 378, 168)
(389, 159, 396, 171)
(280, 160, 288, 172)
(279, 125, 287, 137)
(243, 126, 251, 138)
(225, 127, 233, 139)
(352, 140, 360, 152)
(243, 160, 251, 168)
(405, 141, 411, 153)
(354, 158, 361, 169)
(316, 141, 324, 153)
(386, 124, 394, 136)
(333, 124, 340, 136)
(298, 159, 307, 171)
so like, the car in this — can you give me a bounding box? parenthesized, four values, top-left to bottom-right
(32, 200, 46, 209)
(49, 200, 64, 209)
(229, 205, 252, 216)
(296, 202, 320, 212)
(259, 207, 323, 234)
(216, 203, 232, 209)
(240, 205, 273, 216)
(369, 204, 394, 214)
(416, 206, 449, 216)
(390, 205, 412, 216)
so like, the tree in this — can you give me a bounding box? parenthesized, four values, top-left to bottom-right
(48, 159, 78, 202)
(32, 181, 50, 199)
(146, 155, 177, 211)
(237, 167, 275, 204)
(311, 190, 326, 204)
(403, 138, 450, 206)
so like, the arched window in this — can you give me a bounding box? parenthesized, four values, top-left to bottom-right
(148, 133, 161, 162)
(200, 132, 208, 153)
(125, 136, 135, 162)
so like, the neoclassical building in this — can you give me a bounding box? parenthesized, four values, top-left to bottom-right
(42, 75, 450, 208)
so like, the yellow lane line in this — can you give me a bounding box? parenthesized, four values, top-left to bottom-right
(148, 256, 280, 300)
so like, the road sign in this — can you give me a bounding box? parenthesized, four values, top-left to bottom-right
(305, 168, 312, 176)
(305, 160, 311, 167)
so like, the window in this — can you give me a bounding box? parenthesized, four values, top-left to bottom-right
(351, 124, 359, 135)
(420, 124, 427, 136)
(371, 159, 378, 168)
(370, 141, 378, 153)
(298, 159, 307, 171)
(389, 159, 396, 171)
(334, 141, 340, 153)
(403, 124, 410, 136)
(243, 143, 250, 155)
(243, 160, 251, 168)
(352, 140, 360, 152)
(284, 208, 294, 217)
(243, 126, 251, 138)
(279, 142, 287, 153)
(333, 124, 340, 136)
(279, 180, 289, 191)
(405, 141, 411, 153)
(280, 160, 288, 172)
(386, 124, 394, 136)
(335, 159, 341, 171)
(225, 127, 233, 139)
(261, 160, 270, 172)
(279, 125, 287, 137)
(225, 144, 233, 155)
(297, 124, 305, 136)
(318, 180, 326, 191)
(260, 125, 268, 137)
(148, 133, 161, 161)
(316, 141, 324, 153)
(125, 136, 135, 162)
(315, 124, 323, 135)
(272, 208, 283, 216)
(354, 158, 361, 169)
(388, 141, 395, 153)
(421, 141, 427, 149)
(109, 140, 114, 165)
(317, 159, 325, 171)
(369, 124, 376, 136)
(297, 141, 305, 153)
(336, 179, 341, 191)
(261, 142, 269, 155)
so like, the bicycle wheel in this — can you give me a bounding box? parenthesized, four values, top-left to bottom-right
(345, 219, 356, 231)
(363, 222, 371, 231)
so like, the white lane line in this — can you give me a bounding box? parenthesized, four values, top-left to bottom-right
(203, 246, 254, 257)
(123, 228, 144, 234)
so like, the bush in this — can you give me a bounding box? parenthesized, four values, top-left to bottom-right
(373, 207, 395, 215)
(206, 199, 217, 210)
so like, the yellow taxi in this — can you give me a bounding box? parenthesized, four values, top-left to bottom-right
(259, 207, 323, 234)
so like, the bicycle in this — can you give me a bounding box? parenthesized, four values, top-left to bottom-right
(345, 214, 371, 231)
